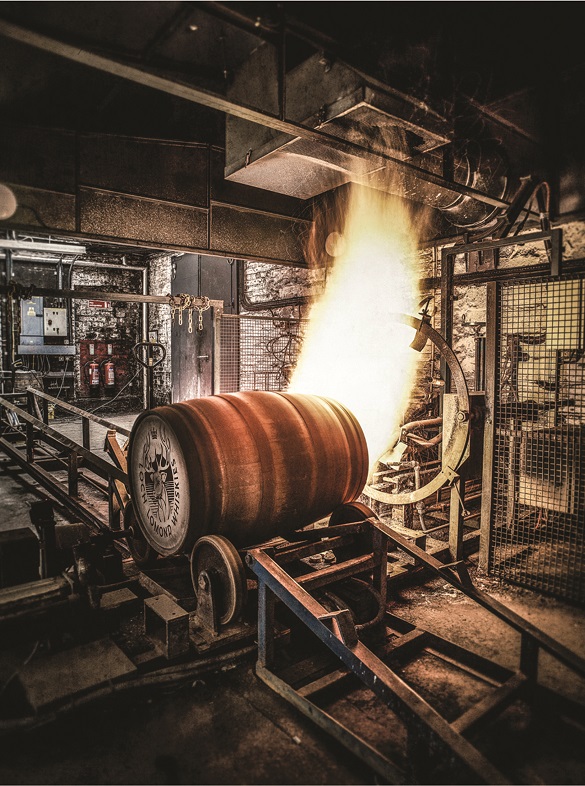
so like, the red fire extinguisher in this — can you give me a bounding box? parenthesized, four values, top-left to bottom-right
(84, 360, 101, 397)
(101, 358, 116, 396)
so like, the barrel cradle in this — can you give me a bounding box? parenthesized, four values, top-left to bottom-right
(127, 391, 368, 557)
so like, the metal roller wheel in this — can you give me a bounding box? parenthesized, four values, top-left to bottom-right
(190, 535, 247, 625)
(329, 501, 377, 526)
(124, 501, 159, 567)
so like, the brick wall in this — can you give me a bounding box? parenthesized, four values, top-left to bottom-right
(72, 264, 144, 408)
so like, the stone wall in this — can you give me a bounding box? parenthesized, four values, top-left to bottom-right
(240, 219, 585, 418)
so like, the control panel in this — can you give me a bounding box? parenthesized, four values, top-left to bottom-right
(43, 308, 68, 337)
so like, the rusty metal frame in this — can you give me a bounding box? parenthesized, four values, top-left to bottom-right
(247, 534, 510, 785)
(247, 516, 584, 783)
(0, 391, 129, 532)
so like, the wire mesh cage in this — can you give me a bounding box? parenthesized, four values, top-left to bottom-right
(218, 314, 307, 394)
(490, 274, 585, 603)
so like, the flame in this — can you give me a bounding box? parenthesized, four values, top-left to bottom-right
(289, 183, 421, 471)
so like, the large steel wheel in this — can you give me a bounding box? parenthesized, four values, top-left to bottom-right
(190, 535, 247, 625)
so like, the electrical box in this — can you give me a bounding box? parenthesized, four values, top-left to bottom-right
(20, 297, 44, 344)
(43, 307, 68, 337)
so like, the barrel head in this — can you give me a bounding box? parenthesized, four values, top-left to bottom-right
(128, 414, 190, 556)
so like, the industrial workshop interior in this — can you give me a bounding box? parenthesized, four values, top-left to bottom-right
(0, 3, 584, 784)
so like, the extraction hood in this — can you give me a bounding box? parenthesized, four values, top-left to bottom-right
(225, 46, 509, 229)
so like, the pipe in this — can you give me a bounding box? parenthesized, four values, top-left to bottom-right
(407, 433, 443, 448)
(142, 266, 148, 410)
(401, 416, 442, 433)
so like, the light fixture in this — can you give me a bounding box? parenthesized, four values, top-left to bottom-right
(0, 238, 86, 255)
(0, 183, 17, 220)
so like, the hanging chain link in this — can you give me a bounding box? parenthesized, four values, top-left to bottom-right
(167, 293, 210, 332)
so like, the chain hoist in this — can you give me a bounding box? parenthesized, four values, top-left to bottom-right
(167, 293, 211, 332)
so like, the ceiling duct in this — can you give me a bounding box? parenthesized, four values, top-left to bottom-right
(225, 46, 509, 227)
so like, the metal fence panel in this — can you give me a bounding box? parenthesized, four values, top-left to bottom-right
(218, 314, 307, 394)
(490, 275, 585, 603)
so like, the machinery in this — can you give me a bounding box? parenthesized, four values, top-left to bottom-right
(0, 314, 583, 784)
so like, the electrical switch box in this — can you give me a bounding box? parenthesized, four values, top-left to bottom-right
(20, 297, 44, 342)
(43, 308, 68, 337)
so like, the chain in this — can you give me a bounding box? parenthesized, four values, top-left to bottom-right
(167, 293, 177, 324)
(198, 297, 210, 331)
(167, 293, 210, 332)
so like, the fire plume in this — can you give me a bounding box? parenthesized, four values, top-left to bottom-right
(289, 184, 422, 471)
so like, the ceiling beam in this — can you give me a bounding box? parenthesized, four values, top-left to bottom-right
(0, 17, 513, 211)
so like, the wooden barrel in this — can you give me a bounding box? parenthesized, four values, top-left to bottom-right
(127, 391, 368, 556)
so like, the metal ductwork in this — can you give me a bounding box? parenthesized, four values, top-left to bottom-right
(225, 47, 509, 228)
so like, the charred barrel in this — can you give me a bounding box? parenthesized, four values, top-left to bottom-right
(127, 391, 368, 556)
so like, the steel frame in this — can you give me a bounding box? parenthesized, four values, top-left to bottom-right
(247, 516, 585, 784)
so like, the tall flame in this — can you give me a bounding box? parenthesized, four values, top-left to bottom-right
(289, 184, 421, 470)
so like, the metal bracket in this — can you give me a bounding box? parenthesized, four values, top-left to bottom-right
(467, 247, 499, 273)
(195, 569, 221, 636)
(318, 609, 358, 648)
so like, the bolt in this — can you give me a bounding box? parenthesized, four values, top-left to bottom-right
(198, 572, 209, 590)
(457, 411, 469, 422)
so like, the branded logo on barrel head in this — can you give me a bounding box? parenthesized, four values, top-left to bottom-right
(137, 423, 180, 542)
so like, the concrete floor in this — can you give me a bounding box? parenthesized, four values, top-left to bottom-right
(0, 418, 584, 785)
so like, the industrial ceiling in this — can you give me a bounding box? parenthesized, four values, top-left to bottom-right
(0, 2, 584, 249)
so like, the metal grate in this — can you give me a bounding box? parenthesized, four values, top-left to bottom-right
(218, 314, 307, 393)
(490, 274, 585, 603)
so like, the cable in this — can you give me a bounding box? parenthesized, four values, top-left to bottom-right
(88, 369, 141, 414)
(53, 357, 70, 400)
